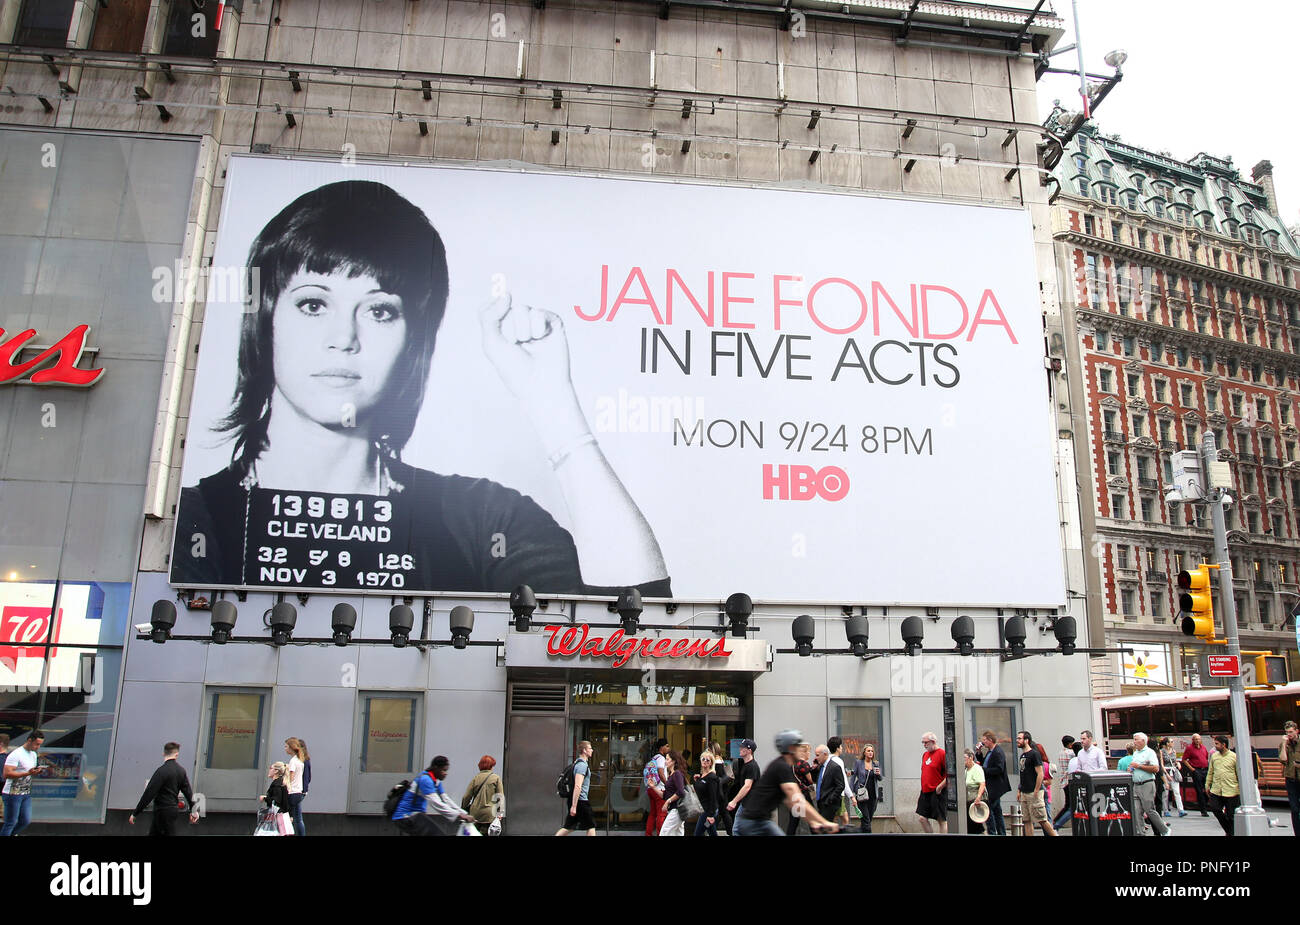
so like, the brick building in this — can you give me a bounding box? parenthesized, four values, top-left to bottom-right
(1053, 124, 1300, 697)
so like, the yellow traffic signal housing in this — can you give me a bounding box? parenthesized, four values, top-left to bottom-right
(1178, 565, 1215, 639)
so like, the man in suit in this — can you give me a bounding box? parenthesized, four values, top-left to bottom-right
(814, 741, 847, 826)
(980, 730, 1011, 836)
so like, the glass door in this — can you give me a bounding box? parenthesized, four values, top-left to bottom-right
(607, 718, 657, 832)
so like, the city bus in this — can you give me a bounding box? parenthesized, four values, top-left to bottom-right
(1100, 683, 1300, 803)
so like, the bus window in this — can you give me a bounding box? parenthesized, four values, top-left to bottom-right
(1150, 706, 1176, 737)
(1126, 708, 1151, 733)
(1175, 705, 1197, 732)
(1201, 702, 1228, 732)
(1255, 695, 1291, 734)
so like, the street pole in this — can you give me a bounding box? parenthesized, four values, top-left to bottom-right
(1070, 0, 1090, 117)
(1200, 431, 1270, 835)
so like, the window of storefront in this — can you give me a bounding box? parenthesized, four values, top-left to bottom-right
(0, 580, 129, 822)
(163, 0, 223, 57)
(89, 0, 151, 52)
(969, 701, 1019, 794)
(359, 694, 418, 773)
(204, 690, 266, 770)
(830, 699, 891, 815)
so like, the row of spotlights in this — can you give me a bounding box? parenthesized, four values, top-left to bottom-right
(149, 599, 475, 648)
(791, 614, 1077, 657)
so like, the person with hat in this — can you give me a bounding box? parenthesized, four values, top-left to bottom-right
(725, 738, 760, 835)
(963, 748, 987, 834)
(734, 731, 840, 836)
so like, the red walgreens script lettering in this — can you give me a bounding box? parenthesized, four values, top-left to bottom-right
(0, 325, 104, 387)
(0, 606, 64, 669)
(543, 624, 732, 668)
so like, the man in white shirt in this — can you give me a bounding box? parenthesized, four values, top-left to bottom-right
(1075, 729, 1108, 773)
(2, 730, 45, 837)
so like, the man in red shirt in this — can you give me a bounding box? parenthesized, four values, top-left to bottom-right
(1181, 733, 1211, 817)
(917, 731, 948, 833)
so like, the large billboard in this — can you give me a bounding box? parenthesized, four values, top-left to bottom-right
(170, 156, 1063, 605)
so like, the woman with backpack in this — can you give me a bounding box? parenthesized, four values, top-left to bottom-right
(659, 749, 689, 836)
(462, 755, 504, 835)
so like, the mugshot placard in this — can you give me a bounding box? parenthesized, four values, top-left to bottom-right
(171, 156, 1065, 605)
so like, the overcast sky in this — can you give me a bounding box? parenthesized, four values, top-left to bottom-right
(1035, 1, 1300, 229)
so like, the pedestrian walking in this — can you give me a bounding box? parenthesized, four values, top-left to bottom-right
(1075, 730, 1107, 772)
(1205, 735, 1240, 837)
(1051, 738, 1080, 829)
(826, 737, 852, 826)
(1129, 732, 1170, 837)
(980, 730, 1010, 836)
(814, 742, 847, 825)
(787, 742, 815, 836)
(1159, 737, 1187, 818)
(129, 741, 199, 836)
(393, 756, 474, 836)
(557, 740, 597, 836)
(963, 748, 987, 834)
(1181, 733, 1211, 816)
(850, 743, 883, 833)
(1034, 741, 1055, 821)
(733, 730, 839, 836)
(710, 741, 733, 834)
(1, 730, 45, 837)
(0, 733, 9, 830)
(283, 737, 309, 836)
(461, 755, 504, 835)
(725, 738, 760, 835)
(692, 750, 722, 836)
(1280, 721, 1300, 836)
(643, 737, 669, 836)
(659, 749, 689, 836)
(1016, 731, 1056, 837)
(917, 731, 948, 834)
(1117, 743, 1135, 772)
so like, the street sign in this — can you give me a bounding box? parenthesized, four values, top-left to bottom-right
(1207, 655, 1240, 677)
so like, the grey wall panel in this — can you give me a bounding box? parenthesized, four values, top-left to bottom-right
(356, 643, 429, 690)
(0, 133, 57, 237)
(426, 688, 506, 805)
(28, 237, 116, 338)
(97, 240, 178, 358)
(205, 635, 280, 685)
(275, 644, 362, 688)
(266, 684, 357, 814)
(124, 572, 209, 681)
(2, 385, 86, 482)
(74, 357, 166, 484)
(59, 482, 145, 580)
(0, 479, 71, 579)
(44, 133, 131, 241)
(108, 679, 205, 810)
(0, 234, 43, 332)
(116, 138, 201, 246)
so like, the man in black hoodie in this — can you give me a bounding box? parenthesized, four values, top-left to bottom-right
(130, 742, 199, 835)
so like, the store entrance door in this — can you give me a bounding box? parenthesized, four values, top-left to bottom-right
(573, 715, 743, 834)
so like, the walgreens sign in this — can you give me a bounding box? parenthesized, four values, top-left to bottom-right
(544, 624, 732, 668)
(0, 325, 104, 387)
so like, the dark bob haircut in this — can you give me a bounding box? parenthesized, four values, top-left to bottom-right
(218, 180, 449, 471)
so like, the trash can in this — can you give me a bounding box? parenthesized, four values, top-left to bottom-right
(1069, 770, 1135, 837)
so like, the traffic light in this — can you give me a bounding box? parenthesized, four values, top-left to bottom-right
(1178, 565, 1215, 639)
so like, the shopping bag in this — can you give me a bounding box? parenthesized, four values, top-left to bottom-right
(254, 808, 280, 836)
(276, 812, 296, 836)
(458, 822, 483, 836)
(487, 817, 502, 836)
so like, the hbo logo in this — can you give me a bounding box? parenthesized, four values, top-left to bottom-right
(761, 464, 850, 501)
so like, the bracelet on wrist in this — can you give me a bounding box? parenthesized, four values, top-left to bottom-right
(548, 433, 597, 470)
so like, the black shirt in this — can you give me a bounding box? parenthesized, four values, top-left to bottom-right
(694, 771, 721, 816)
(742, 757, 797, 819)
(732, 758, 761, 808)
(172, 462, 672, 596)
(1018, 748, 1043, 795)
(134, 759, 195, 815)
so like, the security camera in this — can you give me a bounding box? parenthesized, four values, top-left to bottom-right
(951, 615, 975, 656)
(449, 605, 475, 649)
(210, 600, 238, 645)
(791, 614, 815, 657)
(616, 587, 643, 636)
(725, 592, 753, 639)
(900, 616, 924, 657)
(331, 603, 357, 646)
(1003, 616, 1027, 657)
(845, 614, 869, 657)
(1220, 492, 1234, 509)
(268, 601, 296, 647)
(149, 600, 176, 644)
(510, 585, 538, 633)
(1053, 616, 1078, 655)
(389, 604, 414, 648)
(1164, 488, 1182, 505)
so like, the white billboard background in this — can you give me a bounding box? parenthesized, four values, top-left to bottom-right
(178, 156, 1064, 605)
